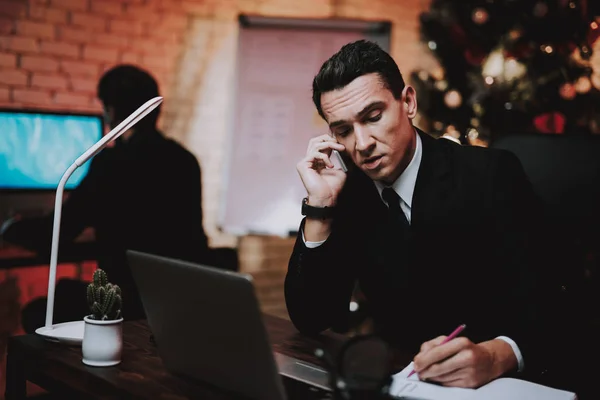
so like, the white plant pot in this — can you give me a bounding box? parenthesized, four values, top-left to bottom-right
(81, 315, 123, 367)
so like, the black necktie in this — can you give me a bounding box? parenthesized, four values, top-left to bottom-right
(382, 187, 410, 234)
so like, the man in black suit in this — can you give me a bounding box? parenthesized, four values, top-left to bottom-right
(1, 65, 210, 327)
(285, 40, 553, 388)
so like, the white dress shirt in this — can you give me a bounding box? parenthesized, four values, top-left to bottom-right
(301, 131, 524, 372)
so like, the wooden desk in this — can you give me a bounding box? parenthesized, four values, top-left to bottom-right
(6, 315, 407, 399)
(0, 228, 97, 270)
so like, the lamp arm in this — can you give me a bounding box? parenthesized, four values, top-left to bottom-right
(45, 162, 79, 328)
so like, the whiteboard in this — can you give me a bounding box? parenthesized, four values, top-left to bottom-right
(220, 17, 391, 236)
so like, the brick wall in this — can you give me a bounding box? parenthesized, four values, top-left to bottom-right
(0, 0, 436, 248)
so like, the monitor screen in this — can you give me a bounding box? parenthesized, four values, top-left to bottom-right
(0, 109, 103, 190)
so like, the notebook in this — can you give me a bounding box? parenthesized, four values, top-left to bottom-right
(389, 362, 577, 400)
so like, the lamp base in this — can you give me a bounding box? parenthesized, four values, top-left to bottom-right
(35, 320, 84, 345)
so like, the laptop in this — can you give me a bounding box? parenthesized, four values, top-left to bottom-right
(126, 250, 332, 400)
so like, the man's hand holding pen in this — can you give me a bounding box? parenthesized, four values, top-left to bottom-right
(412, 332, 518, 389)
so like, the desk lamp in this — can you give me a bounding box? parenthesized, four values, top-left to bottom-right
(34, 96, 163, 345)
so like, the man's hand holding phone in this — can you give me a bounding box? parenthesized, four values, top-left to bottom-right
(296, 134, 347, 242)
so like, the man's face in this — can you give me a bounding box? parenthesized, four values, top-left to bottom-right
(321, 73, 418, 185)
(102, 105, 118, 131)
(102, 104, 135, 143)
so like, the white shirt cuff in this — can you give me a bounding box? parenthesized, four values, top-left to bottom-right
(496, 336, 524, 372)
(301, 229, 326, 248)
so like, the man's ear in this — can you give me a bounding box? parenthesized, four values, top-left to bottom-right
(402, 85, 418, 120)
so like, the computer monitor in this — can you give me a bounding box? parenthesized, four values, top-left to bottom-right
(0, 108, 104, 191)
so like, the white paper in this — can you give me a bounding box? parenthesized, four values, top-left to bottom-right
(389, 362, 577, 400)
(389, 362, 474, 399)
(392, 362, 421, 381)
(474, 378, 577, 400)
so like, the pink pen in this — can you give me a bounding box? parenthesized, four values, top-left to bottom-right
(407, 324, 467, 378)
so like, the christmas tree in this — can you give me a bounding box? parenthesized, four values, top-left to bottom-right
(411, 0, 600, 146)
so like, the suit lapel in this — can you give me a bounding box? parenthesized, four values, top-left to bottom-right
(411, 129, 454, 229)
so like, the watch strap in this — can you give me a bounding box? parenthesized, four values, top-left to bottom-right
(301, 197, 335, 219)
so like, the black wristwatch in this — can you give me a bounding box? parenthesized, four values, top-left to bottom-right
(301, 197, 335, 220)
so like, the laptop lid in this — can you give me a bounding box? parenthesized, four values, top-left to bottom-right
(127, 249, 287, 400)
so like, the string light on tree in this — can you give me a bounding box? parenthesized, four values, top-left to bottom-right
(444, 90, 462, 108)
(588, 19, 600, 47)
(591, 29, 600, 88)
(504, 59, 527, 81)
(441, 125, 461, 144)
(432, 121, 445, 134)
(472, 7, 489, 25)
(580, 45, 592, 60)
(467, 128, 479, 142)
(575, 75, 592, 93)
(592, 74, 600, 90)
(541, 44, 554, 54)
(482, 48, 526, 83)
(559, 82, 577, 100)
(435, 80, 449, 91)
(509, 29, 523, 40)
(482, 48, 505, 78)
(533, 1, 549, 18)
(467, 127, 488, 147)
(431, 67, 445, 81)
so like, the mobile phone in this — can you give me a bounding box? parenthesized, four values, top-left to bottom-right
(332, 150, 348, 172)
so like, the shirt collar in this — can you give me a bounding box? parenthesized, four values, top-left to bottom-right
(374, 130, 422, 208)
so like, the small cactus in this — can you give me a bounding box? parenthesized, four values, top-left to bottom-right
(86, 269, 122, 320)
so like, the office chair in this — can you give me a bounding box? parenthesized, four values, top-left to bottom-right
(491, 133, 600, 290)
(491, 133, 600, 396)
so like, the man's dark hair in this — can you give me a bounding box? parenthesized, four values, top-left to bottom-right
(97, 64, 161, 128)
(312, 40, 405, 120)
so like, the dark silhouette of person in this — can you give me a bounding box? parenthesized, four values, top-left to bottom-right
(1, 65, 210, 331)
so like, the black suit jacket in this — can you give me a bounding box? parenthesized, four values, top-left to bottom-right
(285, 129, 555, 381)
(3, 128, 210, 319)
